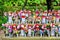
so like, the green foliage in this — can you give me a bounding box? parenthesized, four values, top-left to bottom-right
(0, 16, 8, 26)
(0, 16, 8, 29)
(54, 6, 60, 10)
(0, 0, 60, 12)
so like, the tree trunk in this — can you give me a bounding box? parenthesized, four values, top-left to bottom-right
(22, 0, 28, 10)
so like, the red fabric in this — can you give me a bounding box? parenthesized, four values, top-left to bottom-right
(12, 24, 16, 30)
(42, 16, 46, 20)
(36, 11, 39, 14)
(21, 13, 26, 18)
(21, 16, 26, 18)
(13, 27, 16, 30)
(42, 16, 46, 18)
(56, 16, 60, 19)
(36, 11, 39, 16)
(12, 24, 16, 26)
(34, 24, 40, 31)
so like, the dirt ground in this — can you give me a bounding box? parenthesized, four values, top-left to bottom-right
(1, 37, 60, 40)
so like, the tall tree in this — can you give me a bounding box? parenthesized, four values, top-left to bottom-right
(0, 0, 4, 16)
(46, 0, 52, 11)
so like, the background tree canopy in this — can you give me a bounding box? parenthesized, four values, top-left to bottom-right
(0, 0, 60, 13)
